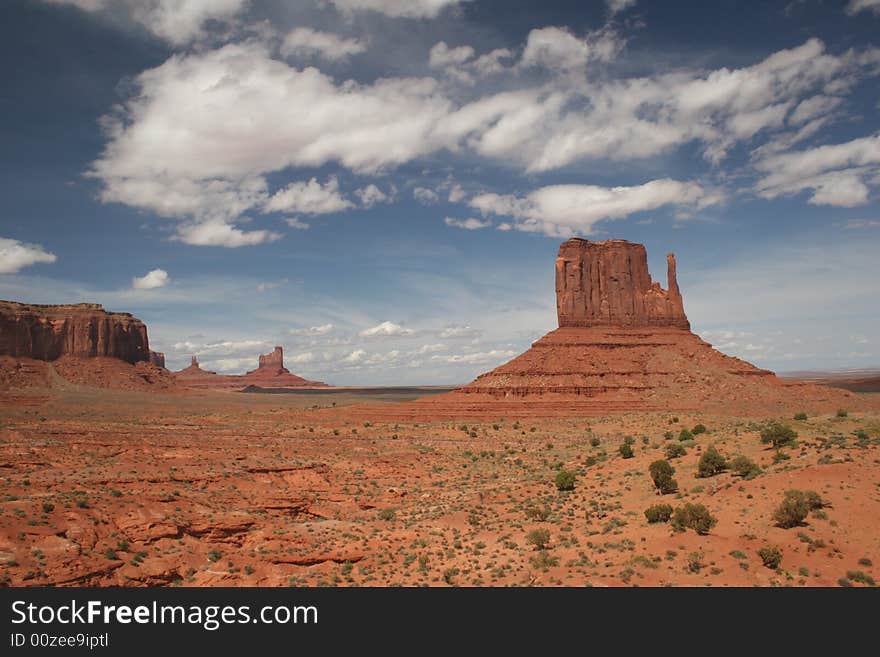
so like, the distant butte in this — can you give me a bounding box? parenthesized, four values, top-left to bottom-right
(173, 347, 328, 391)
(408, 238, 859, 416)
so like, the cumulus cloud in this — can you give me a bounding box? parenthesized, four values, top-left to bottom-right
(0, 237, 58, 273)
(469, 179, 721, 237)
(444, 216, 492, 230)
(429, 41, 475, 68)
(132, 268, 169, 289)
(359, 321, 417, 338)
(265, 176, 354, 214)
(43, 0, 249, 45)
(754, 133, 880, 206)
(607, 0, 637, 14)
(431, 349, 517, 365)
(284, 217, 310, 230)
(355, 184, 392, 208)
(413, 187, 440, 204)
(438, 325, 481, 339)
(519, 26, 624, 71)
(280, 28, 366, 62)
(173, 219, 282, 247)
(290, 324, 335, 336)
(325, 0, 470, 19)
(846, 0, 880, 15)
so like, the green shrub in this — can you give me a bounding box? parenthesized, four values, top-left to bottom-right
(624, 435, 636, 446)
(846, 570, 876, 586)
(649, 460, 678, 494)
(758, 546, 782, 569)
(692, 424, 707, 435)
(526, 528, 550, 550)
(697, 445, 728, 478)
(678, 428, 693, 442)
(773, 490, 811, 528)
(670, 503, 717, 535)
(663, 431, 674, 440)
(665, 443, 687, 459)
(590, 437, 601, 447)
(377, 508, 396, 521)
(730, 455, 761, 479)
(804, 490, 825, 511)
(793, 412, 808, 421)
(555, 469, 576, 492)
(836, 409, 848, 418)
(760, 422, 798, 448)
(41, 503, 54, 514)
(644, 504, 673, 523)
(526, 504, 551, 521)
(619, 443, 634, 459)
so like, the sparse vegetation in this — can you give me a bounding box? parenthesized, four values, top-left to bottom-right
(526, 528, 551, 551)
(665, 443, 686, 459)
(760, 422, 797, 448)
(644, 504, 673, 523)
(773, 490, 823, 528)
(758, 546, 782, 569)
(648, 460, 678, 494)
(678, 428, 693, 442)
(730, 455, 761, 479)
(793, 412, 807, 421)
(554, 469, 576, 491)
(670, 503, 717, 535)
(692, 424, 707, 435)
(697, 445, 728, 478)
(619, 443, 634, 459)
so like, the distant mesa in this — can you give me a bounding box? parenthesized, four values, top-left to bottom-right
(425, 238, 858, 415)
(0, 300, 172, 390)
(173, 346, 328, 391)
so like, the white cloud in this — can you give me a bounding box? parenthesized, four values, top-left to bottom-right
(469, 179, 721, 237)
(519, 26, 624, 71)
(288, 351, 317, 364)
(438, 325, 481, 339)
(846, 0, 880, 15)
(754, 133, 880, 206)
(429, 41, 475, 68)
(444, 216, 492, 230)
(607, 0, 637, 14)
(290, 324, 335, 336)
(173, 219, 282, 247)
(431, 349, 517, 365)
(280, 28, 366, 62)
(447, 183, 466, 203)
(359, 320, 416, 338)
(355, 184, 392, 208)
(0, 237, 58, 273)
(413, 187, 439, 204)
(326, 0, 470, 19)
(256, 277, 288, 293)
(343, 348, 366, 363)
(789, 95, 843, 125)
(132, 268, 169, 290)
(284, 217, 310, 230)
(43, 0, 249, 45)
(265, 176, 354, 214)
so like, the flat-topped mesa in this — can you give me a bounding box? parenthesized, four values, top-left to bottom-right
(555, 238, 690, 330)
(0, 299, 151, 363)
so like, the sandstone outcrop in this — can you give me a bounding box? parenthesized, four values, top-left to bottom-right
(149, 351, 165, 368)
(556, 239, 689, 329)
(174, 347, 328, 390)
(0, 301, 151, 363)
(422, 238, 856, 415)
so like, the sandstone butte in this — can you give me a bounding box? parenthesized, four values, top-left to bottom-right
(395, 238, 863, 418)
(173, 347, 328, 390)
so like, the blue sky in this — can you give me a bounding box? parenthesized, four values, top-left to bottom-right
(1, 0, 878, 384)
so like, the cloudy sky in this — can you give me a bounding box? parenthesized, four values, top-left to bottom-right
(1, 0, 879, 384)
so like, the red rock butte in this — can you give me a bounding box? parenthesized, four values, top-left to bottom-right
(399, 238, 859, 418)
(174, 347, 328, 390)
(0, 300, 153, 363)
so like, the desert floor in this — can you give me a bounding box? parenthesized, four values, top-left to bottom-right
(1, 384, 879, 587)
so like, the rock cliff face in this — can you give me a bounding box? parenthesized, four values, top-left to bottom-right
(256, 347, 284, 371)
(149, 351, 166, 368)
(556, 239, 689, 330)
(427, 238, 853, 415)
(0, 301, 151, 364)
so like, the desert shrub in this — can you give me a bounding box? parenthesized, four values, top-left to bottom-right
(649, 460, 678, 494)
(773, 490, 811, 528)
(670, 503, 717, 535)
(624, 435, 636, 446)
(758, 546, 782, 569)
(697, 445, 728, 478)
(678, 428, 693, 442)
(772, 451, 791, 464)
(529, 551, 559, 571)
(836, 409, 848, 418)
(555, 469, 576, 492)
(686, 551, 704, 573)
(526, 528, 551, 550)
(619, 443, 634, 459)
(663, 431, 674, 440)
(590, 437, 601, 447)
(41, 503, 54, 514)
(760, 422, 798, 448)
(644, 504, 673, 523)
(665, 443, 687, 459)
(846, 570, 876, 586)
(692, 424, 707, 435)
(793, 412, 808, 421)
(804, 490, 825, 511)
(377, 508, 396, 521)
(526, 504, 551, 521)
(730, 455, 761, 479)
